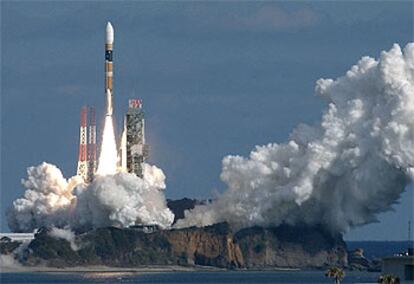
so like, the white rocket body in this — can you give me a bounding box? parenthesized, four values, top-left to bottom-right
(105, 22, 114, 116)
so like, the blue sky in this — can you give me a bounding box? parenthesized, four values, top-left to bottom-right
(1, 1, 413, 240)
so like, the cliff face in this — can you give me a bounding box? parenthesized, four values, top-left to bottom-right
(21, 223, 347, 269)
(235, 225, 347, 268)
(24, 223, 243, 268)
(165, 223, 244, 268)
(347, 248, 381, 271)
(0, 238, 21, 255)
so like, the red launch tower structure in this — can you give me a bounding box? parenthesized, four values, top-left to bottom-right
(77, 106, 88, 181)
(87, 106, 97, 182)
(77, 106, 97, 183)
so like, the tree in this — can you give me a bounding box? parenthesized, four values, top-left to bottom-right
(325, 267, 345, 284)
(377, 274, 400, 284)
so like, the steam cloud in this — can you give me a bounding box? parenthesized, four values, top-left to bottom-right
(48, 227, 79, 251)
(7, 162, 174, 232)
(7, 43, 414, 234)
(177, 43, 414, 233)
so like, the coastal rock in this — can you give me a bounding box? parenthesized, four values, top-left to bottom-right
(20, 222, 346, 269)
(347, 248, 380, 271)
(0, 238, 22, 255)
(234, 225, 347, 268)
(165, 223, 244, 268)
(24, 223, 243, 268)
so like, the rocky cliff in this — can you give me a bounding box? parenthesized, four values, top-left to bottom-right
(235, 225, 347, 268)
(19, 223, 242, 268)
(347, 248, 381, 271)
(12, 222, 347, 269)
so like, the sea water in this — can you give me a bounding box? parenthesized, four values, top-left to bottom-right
(0, 271, 379, 284)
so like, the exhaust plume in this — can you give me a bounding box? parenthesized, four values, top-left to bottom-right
(7, 162, 174, 232)
(177, 43, 414, 233)
(96, 114, 118, 176)
(48, 227, 79, 251)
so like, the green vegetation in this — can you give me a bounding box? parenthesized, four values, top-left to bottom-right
(377, 274, 400, 284)
(253, 241, 266, 254)
(325, 267, 345, 284)
(22, 224, 347, 269)
(0, 240, 21, 254)
(28, 232, 81, 265)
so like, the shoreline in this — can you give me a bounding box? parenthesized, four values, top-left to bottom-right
(0, 265, 382, 274)
(0, 265, 304, 273)
(1, 265, 223, 273)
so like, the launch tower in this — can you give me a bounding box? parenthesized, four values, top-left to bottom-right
(87, 106, 97, 181)
(119, 99, 149, 177)
(76, 105, 97, 182)
(77, 106, 88, 181)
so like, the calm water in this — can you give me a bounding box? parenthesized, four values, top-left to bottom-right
(347, 241, 413, 260)
(0, 271, 379, 284)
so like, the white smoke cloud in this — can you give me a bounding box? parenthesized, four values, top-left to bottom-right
(7, 163, 77, 232)
(74, 164, 173, 229)
(0, 254, 23, 271)
(7, 162, 174, 232)
(177, 43, 414, 233)
(48, 227, 78, 251)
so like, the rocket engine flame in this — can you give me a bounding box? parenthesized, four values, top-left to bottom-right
(96, 114, 118, 176)
(105, 89, 113, 116)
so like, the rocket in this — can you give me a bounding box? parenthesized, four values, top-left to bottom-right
(105, 22, 114, 116)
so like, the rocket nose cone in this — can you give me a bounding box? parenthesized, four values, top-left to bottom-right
(106, 22, 114, 44)
(106, 22, 113, 32)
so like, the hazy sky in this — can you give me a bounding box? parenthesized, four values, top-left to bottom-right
(1, 1, 413, 240)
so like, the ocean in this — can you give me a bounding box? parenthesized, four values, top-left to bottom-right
(346, 241, 413, 259)
(0, 271, 379, 284)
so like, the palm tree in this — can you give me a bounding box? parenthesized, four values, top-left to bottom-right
(325, 267, 345, 284)
(377, 274, 400, 284)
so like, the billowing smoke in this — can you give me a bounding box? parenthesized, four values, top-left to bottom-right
(7, 162, 174, 232)
(48, 227, 79, 251)
(177, 43, 414, 233)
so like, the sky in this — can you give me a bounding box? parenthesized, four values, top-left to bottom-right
(1, 1, 413, 240)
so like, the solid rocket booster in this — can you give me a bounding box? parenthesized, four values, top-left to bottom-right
(105, 22, 114, 116)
